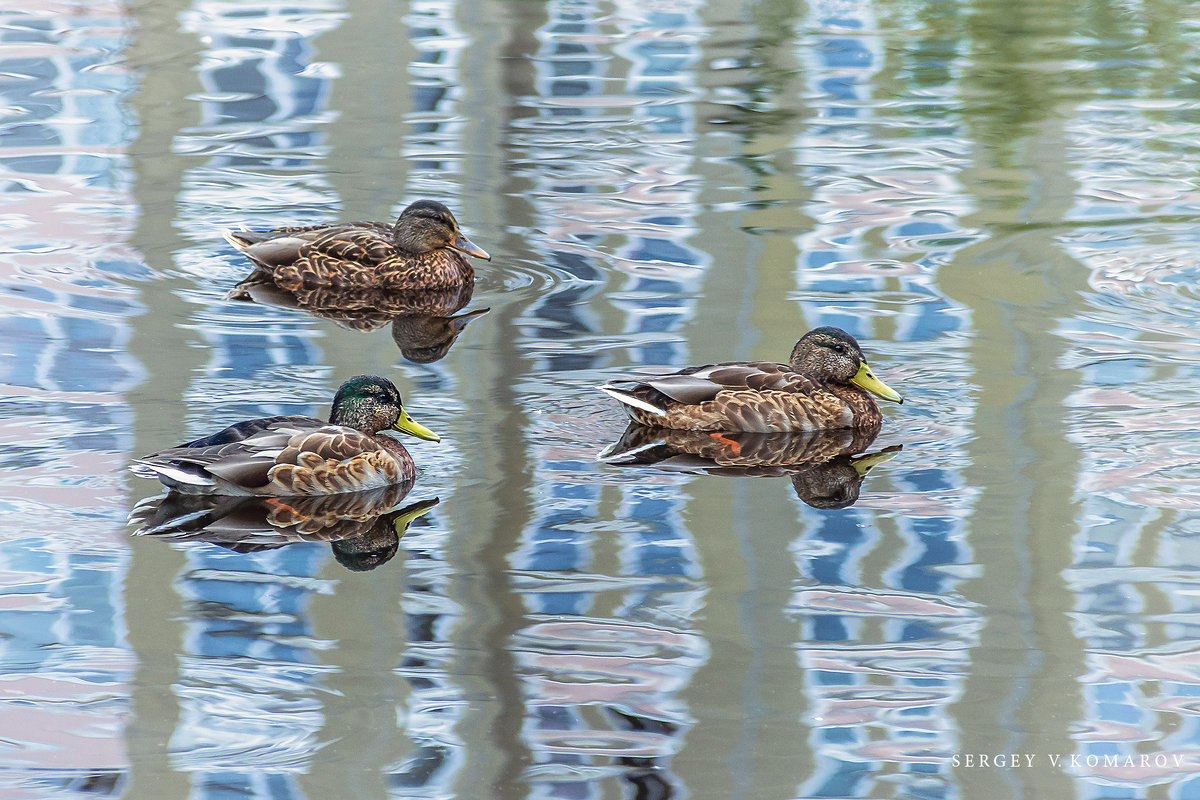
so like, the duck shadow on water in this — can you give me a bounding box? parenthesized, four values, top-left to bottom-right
(599, 424, 901, 510)
(227, 277, 489, 365)
(129, 480, 439, 572)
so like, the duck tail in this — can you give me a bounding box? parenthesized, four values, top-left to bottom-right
(599, 385, 666, 418)
(130, 459, 216, 491)
(223, 227, 253, 251)
(224, 226, 278, 251)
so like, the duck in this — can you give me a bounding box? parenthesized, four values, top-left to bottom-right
(225, 199, 490, 291)
(600, 326, 902, 432)
(130, 376, 440, 496)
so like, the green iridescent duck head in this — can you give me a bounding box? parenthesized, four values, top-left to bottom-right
(329, 375, 440, 441)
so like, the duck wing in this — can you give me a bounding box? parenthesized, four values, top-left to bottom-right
(606, 361, 821, 406)
(601, 361, 851, 432)
(179, 415, 301, 448)
(131, 416, 411, 495)
(674, 361, 822, 395)
(226, 222, 396, 271)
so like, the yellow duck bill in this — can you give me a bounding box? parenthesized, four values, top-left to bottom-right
(850, 362, 903, 404)
(451, 235, 490, 261)
(393, 410, 441, 441)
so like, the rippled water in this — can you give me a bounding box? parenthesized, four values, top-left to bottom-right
(5, 0, 1200, 797)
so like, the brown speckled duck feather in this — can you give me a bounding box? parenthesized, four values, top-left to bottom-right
(225, 199, 489, 291)
(600, 327, 903, 433)
(136, 419, 414, 495)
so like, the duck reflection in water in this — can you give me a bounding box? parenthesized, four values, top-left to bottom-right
(130, 481, 438, 572)
(599, 424, 900, 509)
(227, 279, 490, 365)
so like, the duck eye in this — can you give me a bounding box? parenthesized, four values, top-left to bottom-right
(832, 344, 845, 354)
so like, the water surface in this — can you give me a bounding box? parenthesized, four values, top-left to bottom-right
(3, 0, 1200, 798)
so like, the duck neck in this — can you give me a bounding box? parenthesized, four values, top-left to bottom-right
(328, 400, 384, 434)
(827, 382, 880, 417)
(390, 223, 435, 257)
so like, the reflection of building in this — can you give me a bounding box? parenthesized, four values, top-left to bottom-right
(1050, 68, 1200, 797)
(176, 0, 340, 226)
(1062, 479, 1200, 793)
(517, 617, 705, 798)
(170, 0, 346, 424)
(403, 0, 468, 196)
(791, 456, 977, 797)
(513, 462, 708, 797)
(518, 0, 710, 373)
(783, 2, 978, 796)
(389, 519, 467, 795)
(792, 583, 978, 797)
(512, 5, 715, 796)
(169, 545, 328, 791)
(792, 0, 970, 346)
(0, 4, 141, 792)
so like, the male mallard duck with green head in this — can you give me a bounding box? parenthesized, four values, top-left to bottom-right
(226, 199, 490, 291)
(600, 327, 902, 432)
(130, 376, 439, 495)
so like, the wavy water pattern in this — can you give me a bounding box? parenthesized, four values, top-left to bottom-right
(4, 0, 1200, 798)
(0, 5, 139, 795)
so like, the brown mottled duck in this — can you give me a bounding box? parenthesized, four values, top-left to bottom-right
(600, 327, 902, 432)
(130, 376, 439, 496)
(225, 199, 490, 290)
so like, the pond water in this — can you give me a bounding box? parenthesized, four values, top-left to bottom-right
(4, 0, 1200, 798)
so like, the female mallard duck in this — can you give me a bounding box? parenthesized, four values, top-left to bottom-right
(130, 376, 440, 496)
(600, 327, 903, 432)
(225, 199, 490, 291)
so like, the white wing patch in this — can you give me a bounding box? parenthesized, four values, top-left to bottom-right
(133, 461, 214, 487)
(599, 385, 666, 416)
